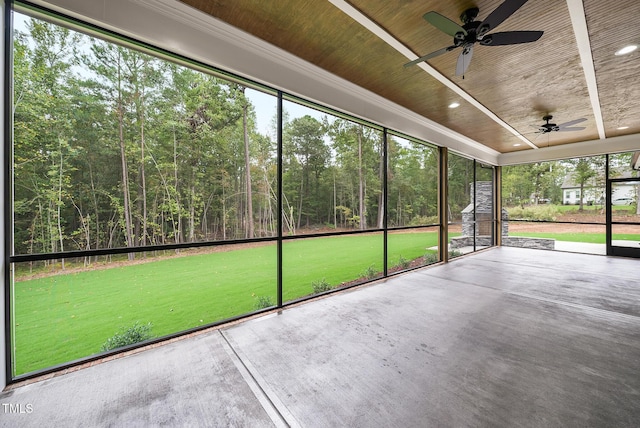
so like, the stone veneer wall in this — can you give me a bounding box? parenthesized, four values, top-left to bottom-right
(461, 181, 507, 237)
(502, 236, 555, 250)
(450, 181, 555, 251)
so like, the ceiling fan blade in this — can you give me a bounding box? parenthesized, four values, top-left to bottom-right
(424, 11, 467, 37)
(404, 45, 457, 67)
(479, 31, 544, 46)
(558, 127, 586, 132)
(557, 118, 587, 128)
(455, 45, 473, 76)
(477, 0, 530, 37)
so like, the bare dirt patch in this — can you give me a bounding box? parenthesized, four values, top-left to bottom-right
(509, 211, 640, 234)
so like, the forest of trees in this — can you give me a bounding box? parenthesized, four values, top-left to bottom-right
(13, 18, 444, 261)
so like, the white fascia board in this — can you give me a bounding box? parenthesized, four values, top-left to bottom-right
(499, 133, 640, 165)
(566, 0, 606, 140)
(27, 0, 499, 164)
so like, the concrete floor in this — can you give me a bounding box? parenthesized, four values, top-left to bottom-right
(1, 247, 639, 427)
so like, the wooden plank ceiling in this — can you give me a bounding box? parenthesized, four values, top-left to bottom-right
(178, 0, 640, 154)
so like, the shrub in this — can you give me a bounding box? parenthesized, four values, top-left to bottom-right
(362, 265, 379, 280)
(506, 205, 558, 221)
(409, 215, 439, 226)
(254, 295, 274, 310)
(311, 278, 333, 294)
(394, 255, 411, 270)
(448, 249, 463, 259)
(423, 252, 439, 264)
(100, 321, 153, 352)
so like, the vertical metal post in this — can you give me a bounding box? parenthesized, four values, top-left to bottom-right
(276, 91, 283, 307)
(438, 147, 448, 263)
(382, 129, 388, 276)
(605, 154, 611, 256)
(472, 159, 477, 252)
(2, 0, 12, 386)
(494, 165, 502, 247)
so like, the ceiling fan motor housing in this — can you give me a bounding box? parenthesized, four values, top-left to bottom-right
(454, 21, 483, 47)
(460, 7, 479, 24)
(541, 115, 558, 133)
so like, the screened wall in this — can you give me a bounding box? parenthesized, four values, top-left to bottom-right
(6, 8, 496, 380)
(501, 153, 639, 255)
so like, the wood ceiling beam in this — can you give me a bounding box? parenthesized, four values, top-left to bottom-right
(327, 0, 539, 150)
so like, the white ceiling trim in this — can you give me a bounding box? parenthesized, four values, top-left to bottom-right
(499, 134, 639, 165)
(327, 0, 539, 150)
(566, 0, 606, 139)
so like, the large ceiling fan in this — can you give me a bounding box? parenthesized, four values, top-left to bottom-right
(405, 0, 544, 76)
(534, 115, 587, 134)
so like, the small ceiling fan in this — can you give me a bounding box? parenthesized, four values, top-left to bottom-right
(534, 115, 587, 134)
(404, 0, 543, 76)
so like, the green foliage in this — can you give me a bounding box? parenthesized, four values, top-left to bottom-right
(502, 161, 566, 206)
(394, 255, 411, 270)
(253, 295, 274, 310)
(311, 278, 333, 294)
(362, 265, 379, 279)
(448, 249, 463, 259)
(408, 215, 439, 226)
(423, 252, 439, 265)
(100, 322, 153, 352)
(506, 205, 559, 221)
(13, 15, 450, 261)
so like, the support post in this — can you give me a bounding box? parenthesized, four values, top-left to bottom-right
(438, 147, 448, 263)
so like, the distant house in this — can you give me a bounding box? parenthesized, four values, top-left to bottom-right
(561, 172, 636, 205)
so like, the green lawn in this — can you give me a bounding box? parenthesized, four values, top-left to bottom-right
(13, 231, 440, 375)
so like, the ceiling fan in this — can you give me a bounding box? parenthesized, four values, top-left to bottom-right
(534, 115, 587, 134)
(404, 0, 544, 76)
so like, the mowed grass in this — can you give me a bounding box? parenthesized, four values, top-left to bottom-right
(13, 231, 439, 375)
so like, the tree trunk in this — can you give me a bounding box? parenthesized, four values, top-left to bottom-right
(117, 54, 135, 260)
(297, 177, 304, 230)
(189, 183, 196, 242)
(358, 127, 366, 230)
(377, 136, 384, 229)
(57, 141, 65, 270)
(579, 182, 585, 211)
(173, 127, 182, 244)
(139, 84, 148, 249)
(242, 90, 254, 239)
(334, 172, 337, 228)
(88, 162, 101, 252)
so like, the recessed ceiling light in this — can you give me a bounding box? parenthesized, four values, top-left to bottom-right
(615, 45, 638, 56)
(617, 126, 629, 130)
(513, 143, 522, 147)
(448, 102, 460, 109)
